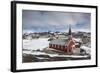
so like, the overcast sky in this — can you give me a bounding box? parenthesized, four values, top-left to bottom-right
(22, 10, 91, 33)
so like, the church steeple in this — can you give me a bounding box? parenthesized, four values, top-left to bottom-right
(68, 25, 71, 35)
(68, 25, 72, 40)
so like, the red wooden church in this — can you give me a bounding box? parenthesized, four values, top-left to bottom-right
(49, 26, 75, 53)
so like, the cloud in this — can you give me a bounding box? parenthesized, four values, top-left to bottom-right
(22, 10, 91, 32)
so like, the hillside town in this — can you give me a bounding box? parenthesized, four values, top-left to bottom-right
(22, 27, 91, 63)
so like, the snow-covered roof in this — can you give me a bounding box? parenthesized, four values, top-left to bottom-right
(80, 46, 91, 54)
(73, 38, 82, 42)
(49, 38, 81, 46)
(80, 46, 90, 50)
(50, 39, 68, 45)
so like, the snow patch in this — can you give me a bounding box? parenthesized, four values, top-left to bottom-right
(81, 46, 91, 54)
(23, 38, 50, 50)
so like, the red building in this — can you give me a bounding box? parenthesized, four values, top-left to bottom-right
(49, 26, 75, 53)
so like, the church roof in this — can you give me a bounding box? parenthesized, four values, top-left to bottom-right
(50, 39, 68, 46)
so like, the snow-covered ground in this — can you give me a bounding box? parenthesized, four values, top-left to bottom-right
(23, 38, 91, 62)
(23, 50, 89, 58)
(23, 38, 50, 51)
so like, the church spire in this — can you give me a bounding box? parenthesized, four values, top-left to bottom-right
(68, 24, 72, 40)
(68, 24, 71, 35)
